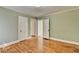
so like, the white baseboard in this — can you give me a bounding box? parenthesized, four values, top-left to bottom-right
(0, 37, 31, 48)
(39, 36, 79, 45)
(40, 36, 79, 45)
(0, 36, 79, 48)
(43, 36, 49, 39)
(49, 37, 79, 45)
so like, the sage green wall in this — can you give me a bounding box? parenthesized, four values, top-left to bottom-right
(0, 7, 31, 45)
(50, 9, 79, 42)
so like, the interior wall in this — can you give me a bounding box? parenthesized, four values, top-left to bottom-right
(0, 7, 31, 45)
(49, 9, 79, 42)
(1, 6, 79, 45)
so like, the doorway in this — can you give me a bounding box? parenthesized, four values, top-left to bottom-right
(43, 18, 50, 39)
(18, 16, 29, 40)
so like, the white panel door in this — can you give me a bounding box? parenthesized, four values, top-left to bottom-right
(30, 18, 35, 36)
(18, 16, 28, 40)
(43, 18, 49, 38)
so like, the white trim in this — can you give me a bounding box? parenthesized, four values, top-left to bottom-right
(38, 19, 43, 37)
(0, 37, 31, 48)
(1, 36, 79, 48)
(43, 36, 49, 39)
(30, 18, 36, 36)
(45, 7, 79, 17)
(43, 18, 49, 38)
(49, 37, 79, 45)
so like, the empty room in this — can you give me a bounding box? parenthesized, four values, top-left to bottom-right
(0, 6, 79, 53)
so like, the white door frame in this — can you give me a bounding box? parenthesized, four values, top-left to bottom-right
(43, 18, 49, 38)
(30, 18, 35, 36)
(38, 19, 43, 37)
(18, 16, 28, 40)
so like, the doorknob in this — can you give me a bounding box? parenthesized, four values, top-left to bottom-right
(20, 30, 22, 32)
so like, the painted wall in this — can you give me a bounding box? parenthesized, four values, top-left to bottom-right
(50, 9, 79, 42)
(0, 7, 31, 45)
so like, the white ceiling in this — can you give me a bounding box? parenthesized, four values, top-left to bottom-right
(3, 6, 79, 17)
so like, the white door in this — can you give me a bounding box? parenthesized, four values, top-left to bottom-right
(30, 18, 35, 36)
(38, 20, 43, 37)
(18, 16, 28, 40)
(43, 18, 49, 38)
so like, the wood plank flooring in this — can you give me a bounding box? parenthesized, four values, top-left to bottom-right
(0, 37, 79, 53)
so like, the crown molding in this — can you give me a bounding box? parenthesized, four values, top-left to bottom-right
(45, 7, 79, 17)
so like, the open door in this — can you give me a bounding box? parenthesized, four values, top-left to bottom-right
(18, 16, 28, 40)
(30, 18, 36, 36)
(43, 18, 49, 39)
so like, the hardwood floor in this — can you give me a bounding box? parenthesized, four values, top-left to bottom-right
(0, 37, 79, 53)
